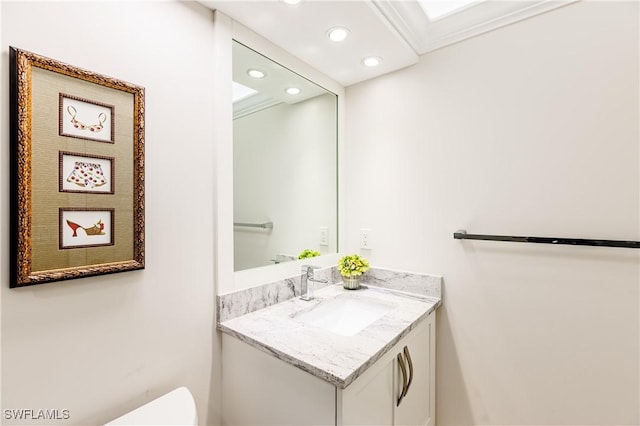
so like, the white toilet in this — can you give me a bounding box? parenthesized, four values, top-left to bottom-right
(105, 387, 198, 425)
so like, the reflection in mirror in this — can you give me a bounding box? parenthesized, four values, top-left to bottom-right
(232, 41, 338, 272)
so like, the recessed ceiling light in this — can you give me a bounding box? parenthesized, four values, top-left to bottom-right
(362, 56, 382, 67)
(285, 87, 301, 95)
(281, 0, 301, 4)
(327, 27, 350, 43)
(247, 69, 266, 79)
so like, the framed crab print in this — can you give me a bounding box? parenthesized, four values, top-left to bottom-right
(9, 47, 145, 287)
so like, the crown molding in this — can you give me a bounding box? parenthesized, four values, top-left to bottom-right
(233, 94, 281, 120)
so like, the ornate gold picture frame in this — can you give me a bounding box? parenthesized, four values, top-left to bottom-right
(10, 47, 145, 287)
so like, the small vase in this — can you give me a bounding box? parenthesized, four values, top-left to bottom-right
(343, 276, 361, 290)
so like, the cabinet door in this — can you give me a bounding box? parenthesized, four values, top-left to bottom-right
(339, 352, 394, 426)
(394, 313, 436, 426)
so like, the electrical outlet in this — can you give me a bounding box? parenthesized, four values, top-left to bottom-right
(319, 226, 329, 246)
(360, 228, 371, 250)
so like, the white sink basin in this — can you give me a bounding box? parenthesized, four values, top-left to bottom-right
(295, 295, 393, 336)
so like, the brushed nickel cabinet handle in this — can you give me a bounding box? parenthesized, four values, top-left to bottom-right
(403, 346, 414, 396)
(397, 353, 408, 407)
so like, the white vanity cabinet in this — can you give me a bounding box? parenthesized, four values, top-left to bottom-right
(221, 312, 436, 426)
(338, 312, 436, 426)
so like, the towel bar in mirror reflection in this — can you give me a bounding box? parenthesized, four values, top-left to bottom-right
(234, 221, 274, 229)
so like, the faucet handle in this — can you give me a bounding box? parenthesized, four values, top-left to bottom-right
(302, 264, 319, 276)
(303, 265, 328, 283)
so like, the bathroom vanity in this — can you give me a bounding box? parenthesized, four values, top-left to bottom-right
(218, 271, 440, 425)
(216, 19, 440, 424)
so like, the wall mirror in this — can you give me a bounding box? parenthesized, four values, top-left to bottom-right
(232, 40, 338, 272)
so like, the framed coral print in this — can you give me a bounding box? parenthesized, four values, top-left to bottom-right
(9, 47, 145, 287)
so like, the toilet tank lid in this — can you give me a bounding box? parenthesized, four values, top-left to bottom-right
(105, 387, 197, 426)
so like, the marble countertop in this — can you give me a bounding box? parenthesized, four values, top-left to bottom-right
(218, 283, 440, 389)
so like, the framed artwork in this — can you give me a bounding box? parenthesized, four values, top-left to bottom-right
(59, 93, 115, 143)
(59, 151, 115, 194)
(9, 47, 145, 287)
(59, 208, 115, 249)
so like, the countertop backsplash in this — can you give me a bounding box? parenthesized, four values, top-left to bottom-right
(217, 266, 442, 323)
(357, 267, 442, 299)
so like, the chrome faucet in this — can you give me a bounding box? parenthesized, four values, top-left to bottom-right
(300, 265, 328, 301)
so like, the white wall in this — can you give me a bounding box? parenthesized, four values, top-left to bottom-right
(1, 2, 220, 424)
(234, 93, 338, 271)
(345, 1, 639, 425)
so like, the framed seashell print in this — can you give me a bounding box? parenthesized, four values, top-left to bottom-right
(9, 47, 145, 287)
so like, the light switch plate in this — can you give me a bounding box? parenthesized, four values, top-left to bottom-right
(319, 226, 329, 246)
(360, 228, 371, 250)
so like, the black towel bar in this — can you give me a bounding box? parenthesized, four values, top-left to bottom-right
(454, 230, 640, 249)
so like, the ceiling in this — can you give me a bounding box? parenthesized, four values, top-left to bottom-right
(201, 0, 575, 87)
(232, 40, 332, 118)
